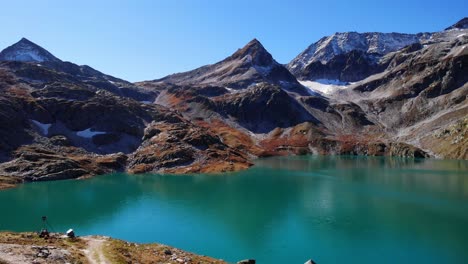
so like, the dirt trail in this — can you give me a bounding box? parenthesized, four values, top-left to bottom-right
(82, 237, 109, 264)
(0, 232, 226, 264)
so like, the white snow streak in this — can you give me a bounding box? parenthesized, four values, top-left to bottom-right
(300, 79, 349, 95)
(76, 128, 107, 138)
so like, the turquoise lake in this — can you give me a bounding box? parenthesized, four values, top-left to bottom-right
(1, 155, 468, 263)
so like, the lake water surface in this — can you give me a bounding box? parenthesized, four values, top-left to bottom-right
(1, 156, 468, 263)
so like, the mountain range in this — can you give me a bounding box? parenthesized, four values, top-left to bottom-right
(0, 17, 466, 188)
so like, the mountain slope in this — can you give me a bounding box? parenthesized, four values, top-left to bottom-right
(0, 38, 157, 101)
(0, 38, 61, 63)
(288, 32, 430, 82)
(151, 39, 309, 95)
(445, 17, 468, 30)
(0, 39, 252, 188)
(340, 28, 468, 159)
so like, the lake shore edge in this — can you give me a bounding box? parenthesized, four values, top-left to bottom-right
(0, 142, 438, 191)
(0, 231, 228, 264)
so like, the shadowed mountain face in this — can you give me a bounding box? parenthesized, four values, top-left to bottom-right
(213, 84, 318, 133)
(0, 38, 158, 102)
(299, 49, 385, 82)
(154, 83, 319, 133)
(150, 39, 310, 95)
(445, 17, 468, 30)
(0, 38, 61, 63)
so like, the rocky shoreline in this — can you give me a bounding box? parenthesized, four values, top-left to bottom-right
(0, 232, 227, 264)
(0, 145, 429, 191)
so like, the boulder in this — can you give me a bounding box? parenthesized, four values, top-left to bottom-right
(49, 135, 71, 146)
(237, 260, 255, 264)
(66, 229, 75, 238)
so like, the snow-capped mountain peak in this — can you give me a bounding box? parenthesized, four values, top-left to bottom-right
(288, 32, 429, 73)
(287, 32, 432, 82)
(0, 38, 61, 63)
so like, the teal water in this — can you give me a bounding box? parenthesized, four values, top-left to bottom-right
(1, 156, 468, 263)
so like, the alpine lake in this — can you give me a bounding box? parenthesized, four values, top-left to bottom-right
(1, 155, 467, 264)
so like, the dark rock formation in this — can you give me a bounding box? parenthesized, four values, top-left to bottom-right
(0, 38, 61, 63)
(288, 32, 430, 81)
(299, 50, 384, 82)
(214, 83, 318, 133)
(237, 260, 255, 264)
(445, 17, 468, 30)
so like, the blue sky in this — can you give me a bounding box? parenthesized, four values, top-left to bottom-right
(0, 0, 465, 81)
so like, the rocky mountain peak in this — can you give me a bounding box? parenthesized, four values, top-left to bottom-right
(18, 37, 32, 44)
(445, 17, 468, 30)
(0, 38, 61, 63)
(244, 38, 262, 48)
(230, 38, 274, 67)
(151, 38, 308, 95)
(287, 31, 430, 81)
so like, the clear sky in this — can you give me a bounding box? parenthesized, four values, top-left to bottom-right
(0, 0, 466, 82)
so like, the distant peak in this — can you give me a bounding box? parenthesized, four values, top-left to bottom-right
(232, 38, 270, 59)
(446, 17, 468, 30)
(14, 37, 40, 47)
(247, 38, 262, 46)
(235, 38, 267, 54)
(19, 37, 32, 43)
(0, 38, 61, 63)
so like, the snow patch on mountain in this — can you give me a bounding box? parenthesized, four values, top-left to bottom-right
(288, 32, 430, 74)
(225, 87, 244, 93)
(3, 48, 47, 62)
(76, 128, 107, 138)
(300, 79, 350, 95)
